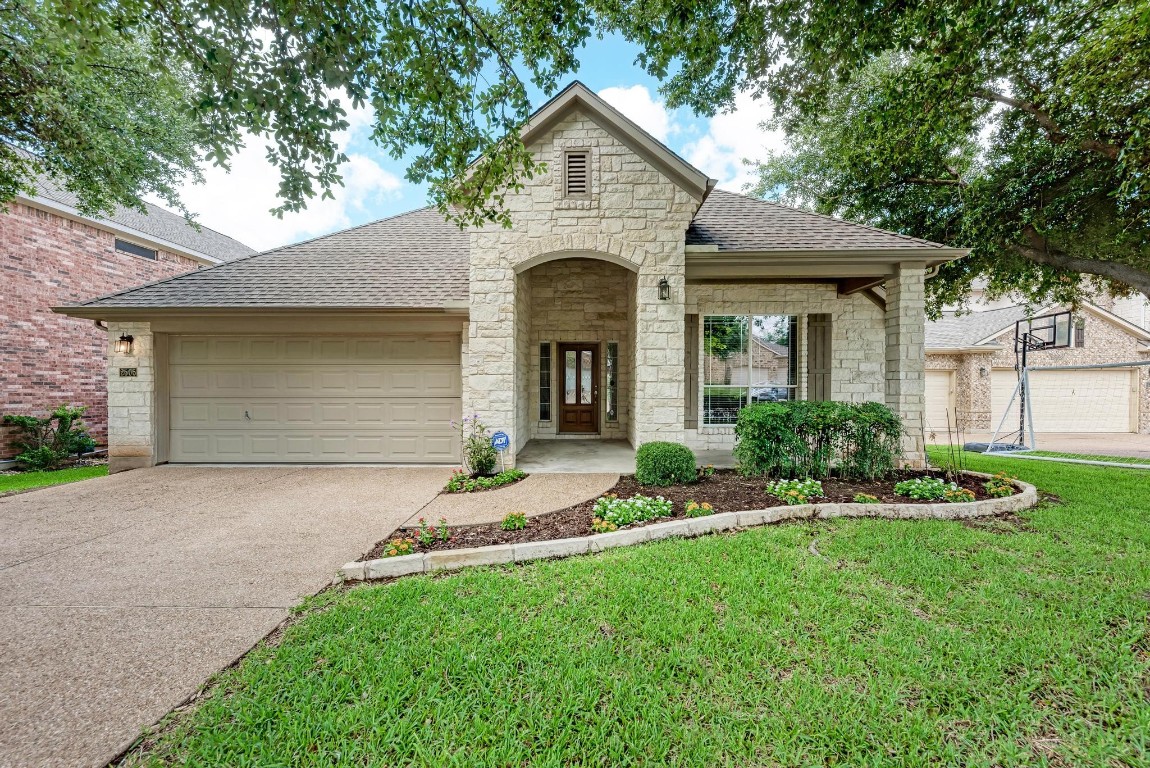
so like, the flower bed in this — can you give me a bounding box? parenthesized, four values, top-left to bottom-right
(365, 469, 1003, 559)
(444, 468, 527, 493)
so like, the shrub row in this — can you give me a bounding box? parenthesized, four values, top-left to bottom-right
(733, 400, 903, 480)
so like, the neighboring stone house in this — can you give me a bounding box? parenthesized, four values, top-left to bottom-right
(1, 174, 254, 457)
(57, 82, 965, 473)
(925, 303, 1150, 436)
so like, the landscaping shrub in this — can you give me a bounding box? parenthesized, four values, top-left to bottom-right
(445, 468, 526, 493)
(944, 487, 976, 503)
(634, 442, 697, 486)
(2, 405, 96, 471)
(765, 478, 824, 505)
(853, 493, 881, 504)
(893, 477, 963, 501)
(381, 536, 416, 557)
(593, 493, 673, 527)
(453, 414, 498, 476)
(684, 500, 715, 517)
(984, 473, 1016, 498)
(414, 517, 451, 546)
(500, 511, 528, 531)
(734, 400, 902, 480)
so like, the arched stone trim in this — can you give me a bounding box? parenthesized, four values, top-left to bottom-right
(510, 234, 650, 274)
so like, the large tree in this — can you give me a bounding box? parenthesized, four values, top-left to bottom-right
(586, 0, 1150, 309)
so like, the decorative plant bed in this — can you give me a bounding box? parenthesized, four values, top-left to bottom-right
(444, 467, 528, 493)
(344, 470, 1038, 582)
(365, 469, 1001, 559)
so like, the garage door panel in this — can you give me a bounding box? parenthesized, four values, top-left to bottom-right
(171, 398, 460, 430)
(171, 365, 462, 398)
(170, 430, 461, 462)
(992, 368, 1132, 432)
(170, 335, 461, 365)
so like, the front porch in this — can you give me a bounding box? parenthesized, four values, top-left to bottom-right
(515, 438, 738, 474)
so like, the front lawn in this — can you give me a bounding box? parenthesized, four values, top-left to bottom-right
(124, 454, 1150, 767)
(0, 464, 107, 494)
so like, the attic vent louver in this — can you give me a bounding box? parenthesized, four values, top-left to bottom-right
(564, 150, 590, 197)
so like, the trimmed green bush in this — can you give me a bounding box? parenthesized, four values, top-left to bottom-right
(634, 441, 697, 486)
(733, 400, 902, 480)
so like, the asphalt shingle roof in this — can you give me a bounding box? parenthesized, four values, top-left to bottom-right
(78, 207, 468, 309)
(687, 190, 947, 251)
(75, 190, 955, 311)
(926, 305, 1032, 348)
(31, 175, 255, 263)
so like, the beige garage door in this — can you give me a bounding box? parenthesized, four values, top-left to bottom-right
(991, 368, 1134, 433)
(169, 335, 461, 462)
(924, 370, 956, 434)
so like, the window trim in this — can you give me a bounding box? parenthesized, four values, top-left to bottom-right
(115, 238, 158, 261)
(539, 342, 552, 422)
(605, 341, 619, 422)
(702, 314, 798, 427)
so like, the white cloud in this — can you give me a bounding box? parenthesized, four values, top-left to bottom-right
(598, 85, 676, 142)
(682, 91, 786, 192)
(155, 100, 404, 251)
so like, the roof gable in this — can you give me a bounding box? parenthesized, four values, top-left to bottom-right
(521, 81, 713, 202)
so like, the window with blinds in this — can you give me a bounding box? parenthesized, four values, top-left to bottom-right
(564, 150, 590, 197)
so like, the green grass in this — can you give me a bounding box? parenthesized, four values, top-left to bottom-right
(125, 454, 1150, 767)
(0, 464, 107, 493)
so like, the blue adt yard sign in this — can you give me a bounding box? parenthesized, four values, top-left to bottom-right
(490, 431, 511, 452)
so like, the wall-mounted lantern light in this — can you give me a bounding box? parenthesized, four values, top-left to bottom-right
(114, 333, 134, 354)
(658, 277, 670, 301)
(979, 366, 988, 378)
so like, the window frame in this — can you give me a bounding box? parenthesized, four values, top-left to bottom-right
(701, 314, 799, 427)
(539, 342, 552, 421)
(605, 341, 619, 422)
(114, 238, 158, 261)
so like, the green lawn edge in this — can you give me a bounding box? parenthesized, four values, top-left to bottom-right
(0, 464, 108, 493)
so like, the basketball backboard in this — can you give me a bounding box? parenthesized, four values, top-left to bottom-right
(1015, 310, 1072, 352)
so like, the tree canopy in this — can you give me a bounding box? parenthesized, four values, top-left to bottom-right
(4, 0, 1147, 309)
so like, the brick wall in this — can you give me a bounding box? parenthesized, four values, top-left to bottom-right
(1, 202, 202, 458)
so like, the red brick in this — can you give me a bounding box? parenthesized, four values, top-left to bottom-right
(1, 203, 203, 457)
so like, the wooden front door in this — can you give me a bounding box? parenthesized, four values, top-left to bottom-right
(558, 343, 599, 434)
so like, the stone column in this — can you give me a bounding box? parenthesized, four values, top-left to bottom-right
(885, 263, 927, 467)
(465, 234, 519, 465)
(632, 266, 686, 447)
(107, 321, 157, 473)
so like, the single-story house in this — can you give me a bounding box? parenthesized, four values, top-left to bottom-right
(57, 82, 965, 473)
(925, 303, 1150, 436)
(2, 166, 254, 457)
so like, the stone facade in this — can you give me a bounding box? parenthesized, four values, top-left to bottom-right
(466, 111, 699, 458)
(1, 202, 201, 458)
(105, 321, 159, 472)
(884, 265, 927, 465)
(927, 308, 1150, 434)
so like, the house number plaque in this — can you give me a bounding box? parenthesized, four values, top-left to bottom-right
(119, 367, 138, 377)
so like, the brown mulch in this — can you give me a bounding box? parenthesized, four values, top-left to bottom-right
(363, 469, 998, 559)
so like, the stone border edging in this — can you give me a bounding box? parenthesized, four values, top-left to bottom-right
(338, 472, 1038, 583)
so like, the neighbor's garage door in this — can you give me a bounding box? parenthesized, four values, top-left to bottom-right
(924, 370, 956, 434)
(169, 335, 461, 462)
(991, 367, 1134, 433)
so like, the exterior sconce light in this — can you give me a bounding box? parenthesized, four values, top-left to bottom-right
(658, 277, 670, 301)
(114, 333, 134, 354)
(979, 367, 988, 378)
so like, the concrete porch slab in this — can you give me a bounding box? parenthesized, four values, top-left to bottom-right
(515, 439, 636, 473)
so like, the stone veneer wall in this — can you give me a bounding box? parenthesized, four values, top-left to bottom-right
(524, 259, 634, 440)
(467, 111, 700, 459)
(885, 265, 927, 465)
(105, 320, 158, 472)
(684, 283, 888, 450)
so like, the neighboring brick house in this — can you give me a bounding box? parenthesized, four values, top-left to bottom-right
(925, 303, 1150, 436)
(1, 175, 254, 457)
(58, 82, 967, 473)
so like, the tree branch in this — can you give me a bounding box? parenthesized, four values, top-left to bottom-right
(904, 176, 968, 188)
(973, 87, 1120, 160)
(1011, 226, 1150, 296)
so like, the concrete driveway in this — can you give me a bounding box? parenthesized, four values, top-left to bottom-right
(0, 465, 450, 768)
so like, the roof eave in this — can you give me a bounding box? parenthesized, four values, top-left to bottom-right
(16, 193, 225, 266)
(686, 247, 968, 279)
(926, 345, 1004, 354)
(53, 304, 471, 321)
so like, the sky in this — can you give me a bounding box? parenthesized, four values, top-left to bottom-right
(163, 34, 785, 252)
